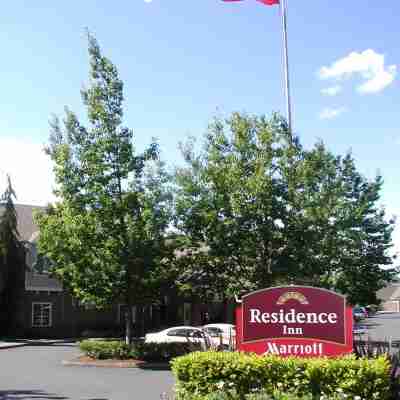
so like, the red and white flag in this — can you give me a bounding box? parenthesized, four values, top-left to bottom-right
(222, 0, 279, 6)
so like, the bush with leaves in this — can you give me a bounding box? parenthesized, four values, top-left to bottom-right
(79, 339, 203, 362)
(171, 351, 391, 400)
(177, 389, 367, 400)
(79, 340, 132, 360)
(133, 342, 203, 362)
(178, 389, 365, 400)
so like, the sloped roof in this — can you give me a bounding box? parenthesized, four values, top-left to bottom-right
(0, 203, 62, 291)
(0, 204, 44, 242)
(377, 284, 400, 302)
(25, 271, 63, 292)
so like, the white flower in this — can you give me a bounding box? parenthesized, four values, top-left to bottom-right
(216, 381, 225, 390)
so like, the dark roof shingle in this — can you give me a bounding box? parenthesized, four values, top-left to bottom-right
(0, 204, 44, 242)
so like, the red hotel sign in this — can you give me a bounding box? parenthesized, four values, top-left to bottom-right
(236, 286, 353, 357)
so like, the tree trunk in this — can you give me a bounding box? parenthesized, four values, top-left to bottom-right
(124, 306, 132, 345)
(221, 296, 229, 322)
(135, 305, 144, 338)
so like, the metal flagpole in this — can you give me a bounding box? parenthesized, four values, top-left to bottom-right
(280, 0, 293, 137)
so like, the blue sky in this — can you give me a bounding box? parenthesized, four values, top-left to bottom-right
(0, 1, 398, 251)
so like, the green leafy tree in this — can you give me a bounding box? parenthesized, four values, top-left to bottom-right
(174, 112, 396, 306)
(174, 113, 292, 300)
(280, 139, 397, 304)
(36, 34, 173, 343)
(0, 176, 26, 335)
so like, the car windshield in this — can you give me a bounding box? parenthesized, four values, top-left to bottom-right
(204, 327, 222, 336)
(167, 329, 195, 337)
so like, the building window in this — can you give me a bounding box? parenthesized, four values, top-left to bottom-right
(32, 302, 52, 327)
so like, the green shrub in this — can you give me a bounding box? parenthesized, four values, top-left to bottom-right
(246, 392, 313, 400)
(171, 351, 391, 400)
(79, 339, 202, 362)
(79, 340, 132, 360)
(133, 342, 203, 362)
(182, 389, 365, 400)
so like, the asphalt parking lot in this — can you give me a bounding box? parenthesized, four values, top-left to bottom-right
(354, 312, 400, 342)
(0, 344, 174, 400)
(1, 313, 399, 400)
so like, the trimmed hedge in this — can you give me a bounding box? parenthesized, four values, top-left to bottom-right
(79, 340, 202, 362)
(79, 340, 132, 360)
(171, 351, 391, 400)
(184, 390, 354, 400)
(134, 342, 203, 362)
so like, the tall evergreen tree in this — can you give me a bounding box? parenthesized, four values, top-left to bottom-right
(36, 34, 174, 344)
(0, 176, 26, 336)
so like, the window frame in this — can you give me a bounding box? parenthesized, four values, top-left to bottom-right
(31, 302, 52, 328)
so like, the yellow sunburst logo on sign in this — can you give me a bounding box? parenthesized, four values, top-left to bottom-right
(276, 291, 309, 305)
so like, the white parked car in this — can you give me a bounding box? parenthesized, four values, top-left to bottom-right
(144, 326, 212, 349)
(203, 323, 236, 349)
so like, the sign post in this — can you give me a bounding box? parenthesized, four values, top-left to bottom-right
(236, 286, 353, 357)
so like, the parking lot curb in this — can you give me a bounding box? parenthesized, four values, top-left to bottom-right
(0, 343, 27, 349)
(62, 358, 170, 369)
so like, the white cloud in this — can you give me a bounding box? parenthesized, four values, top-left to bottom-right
(144, 0, 152, 2)
(0, 137, 55, 206)
(319, 49, 397, 94)
(319, 107, 347, 120)
(321, 85, 342, 96)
